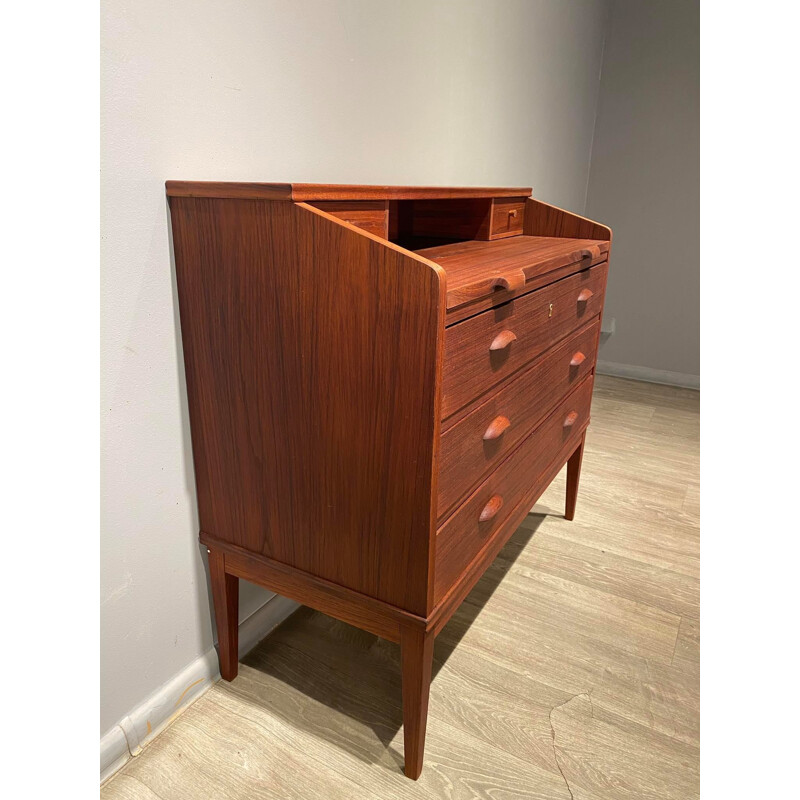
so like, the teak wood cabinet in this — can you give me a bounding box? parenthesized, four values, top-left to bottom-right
(167, 182, 611, 779)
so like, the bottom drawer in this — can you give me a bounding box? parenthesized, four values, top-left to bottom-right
(434, 375, 594, 602)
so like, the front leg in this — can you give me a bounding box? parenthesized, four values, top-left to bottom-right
(400, 624, 434, 779)
(565, 432, 586, 521)
(208, 548, 239, 681)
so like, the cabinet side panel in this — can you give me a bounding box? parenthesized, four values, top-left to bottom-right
(524, 198, 612, 241)
(170, 198, 443, 615)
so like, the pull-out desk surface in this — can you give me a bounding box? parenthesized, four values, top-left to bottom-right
(417, 235, 610, 316)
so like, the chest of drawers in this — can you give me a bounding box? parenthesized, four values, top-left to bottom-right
(167, 182, 611, 779)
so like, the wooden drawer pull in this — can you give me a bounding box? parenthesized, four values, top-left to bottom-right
(570, 351, 586, 366)
(563, 411, 580, 428)
(489, 330, 518, 351)
(483, 415, 511, 441)
(479, 495, 504, 522)
(577, 288, 594, 302)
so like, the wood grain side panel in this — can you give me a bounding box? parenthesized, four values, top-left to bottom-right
(524, 198, 612, 241)
(170, 197, 444, 616)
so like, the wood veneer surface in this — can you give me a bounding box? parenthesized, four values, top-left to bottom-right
(102, 376, 700, 800)
(166, 181, 532, 201)
(418, 235, 610, 311)
(170, 197, 444, 616)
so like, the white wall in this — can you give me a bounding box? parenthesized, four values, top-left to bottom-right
(101, 0, 610, 740)
(586, 0, 700, 382)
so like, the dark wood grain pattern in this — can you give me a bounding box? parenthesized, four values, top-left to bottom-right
(167, 182, 611, 779)
(434, 376, 594, 602)
(208, 548, 239, 681)
(170, 197, 444, 616)
(438, 320, 599, 519)
(400, 625, 435, 779)
(441, 262, 608, 419)
(418, 235, 609, 312)
(166, 182, 532, 201)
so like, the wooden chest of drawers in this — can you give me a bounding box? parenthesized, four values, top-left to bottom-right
(167, 181, 611, 779)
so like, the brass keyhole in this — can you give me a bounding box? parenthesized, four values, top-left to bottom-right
(548, 303, 554, 318)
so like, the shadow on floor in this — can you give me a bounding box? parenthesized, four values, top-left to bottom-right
(229, 512, 549, 770)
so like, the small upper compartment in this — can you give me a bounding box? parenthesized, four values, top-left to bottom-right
(306, 195, 528, 248)
(388, 197, 528, 249)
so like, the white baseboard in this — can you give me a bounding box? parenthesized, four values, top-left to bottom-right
(100, 594, 299, 784)
(596, 360, 700, 390)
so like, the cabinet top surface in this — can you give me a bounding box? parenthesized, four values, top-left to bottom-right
(165, 181, 533, 201)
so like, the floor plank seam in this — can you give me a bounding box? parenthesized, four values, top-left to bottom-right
(549, 689, 594, 800)
(669, 616, 682, 665)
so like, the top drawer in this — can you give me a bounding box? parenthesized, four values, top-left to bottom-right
(442, 262, 608, 419)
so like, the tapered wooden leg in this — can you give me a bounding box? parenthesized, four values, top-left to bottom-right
(400, 625, 434, 780)
(565, 433, 586, 521)
(208, 548, 239, 681)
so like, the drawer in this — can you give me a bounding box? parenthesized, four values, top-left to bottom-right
(489, 198, 525, 239)
(438, 319, 599, 520)
(434, 375, 594, 602)
(308, 201, 389, 238)
(442, 261, 607, 419)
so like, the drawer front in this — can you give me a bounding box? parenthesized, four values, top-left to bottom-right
(489, 197, 526, 239)
(434, 376, 594, 602)
(438, 319, 599, 520)
(309, 201, 389, 238)
(442, 262, 607, 419)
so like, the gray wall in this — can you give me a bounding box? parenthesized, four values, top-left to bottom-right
(101, 0, 610, 738)
(586, 0, 700, 382)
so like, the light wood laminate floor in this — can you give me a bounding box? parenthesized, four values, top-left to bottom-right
(103, 376, 700, 800)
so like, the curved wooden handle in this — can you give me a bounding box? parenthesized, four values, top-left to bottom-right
(563, 411, 580, 428)
(489, 330, 518, 351)
(577, 288, 594, 302)
(483, 415, 511, 441)
(570, 351, 586, 366)
(494, 270, 526, 293)
(479, 494, 504, 522)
